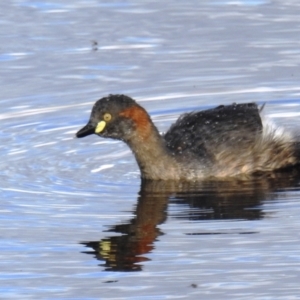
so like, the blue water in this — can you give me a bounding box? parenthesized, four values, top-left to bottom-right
(1, 0, 300, 299)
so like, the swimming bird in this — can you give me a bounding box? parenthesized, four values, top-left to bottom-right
(76, 94, 299, 180)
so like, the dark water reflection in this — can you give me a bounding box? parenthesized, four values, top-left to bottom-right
(81, 169, 300, 272)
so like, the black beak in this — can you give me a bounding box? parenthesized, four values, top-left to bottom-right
(76, 123, 95, 138)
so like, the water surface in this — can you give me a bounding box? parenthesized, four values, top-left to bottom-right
(1, 0, 300, 299)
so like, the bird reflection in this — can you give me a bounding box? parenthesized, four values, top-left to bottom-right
(81, 169, 300, 272)
(81, 185, 167, 271)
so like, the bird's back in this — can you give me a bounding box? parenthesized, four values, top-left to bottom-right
(164, 103, 262, 159)
(164, 103, 298, 177)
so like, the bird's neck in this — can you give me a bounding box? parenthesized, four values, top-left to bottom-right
(126, 122, 180, 180)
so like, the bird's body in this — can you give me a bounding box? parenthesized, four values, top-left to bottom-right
(76, 94, 299, 181)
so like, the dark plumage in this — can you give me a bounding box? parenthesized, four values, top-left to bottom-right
(76, 94, 299, 180)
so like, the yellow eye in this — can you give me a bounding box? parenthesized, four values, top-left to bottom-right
(103, 113, 112, 122)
